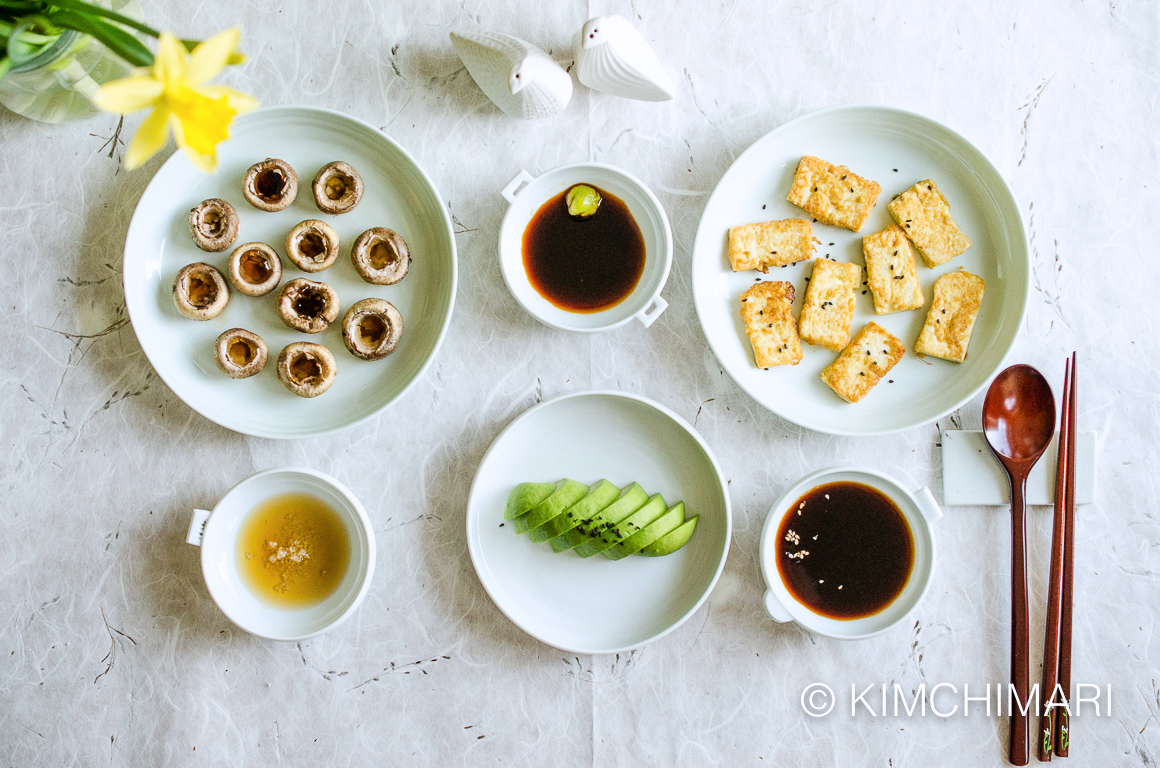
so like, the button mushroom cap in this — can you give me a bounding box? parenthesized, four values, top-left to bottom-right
(242, 158, 298, 212)
(341, 298, 404, 361)
(173, 262, 229, 321)
(312, 161, 364, 215)
(227, 242, 282, 297)
(277, 342, 337, 398)
(278, 277, 340, 334)
(214, 328, 268, 379)
(351, 227, 410, 285)
(285, 219, 340, 273)
(188, 198, 240, 252)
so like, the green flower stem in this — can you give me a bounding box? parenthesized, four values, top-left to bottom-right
(43, 8, 152, 66)
(49, 0, 159, 39)
(0, 55, 12, 78)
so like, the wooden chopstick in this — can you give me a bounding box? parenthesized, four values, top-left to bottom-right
(1038, 358, 1071, 761)
(1037, 358, 1070, 760)
(1055, 353, 1077, 756)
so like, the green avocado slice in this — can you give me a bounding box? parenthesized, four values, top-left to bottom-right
(528, 479, 618, 543)
(504, 482, 557, 520)
(549, 482, 647, 554)
(638, 515, 698, 556)
(576, 493, 666, 558)
(513, 479, 588, 535)
(603, 502, 685, 560)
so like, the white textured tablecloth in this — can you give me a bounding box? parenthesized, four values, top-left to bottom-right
(2, 1, 1156, 765)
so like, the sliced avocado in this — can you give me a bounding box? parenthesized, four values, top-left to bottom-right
(576, 493, 666, 558)
(638, 515, 698, 556)
(529, 479, 618, 543)
(603, 502, 685, 560)
(504, 482, 557, 520)
(549, 482, 647, 554)
(513, 479, 588, 534)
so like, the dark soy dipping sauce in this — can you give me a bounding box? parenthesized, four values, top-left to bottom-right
(775, 481, 914, 620)
(522, 184, 645, 313)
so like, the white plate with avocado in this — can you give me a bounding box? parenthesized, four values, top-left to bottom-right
(466, 391, 731, 654)
(692, 105, 1029, 435)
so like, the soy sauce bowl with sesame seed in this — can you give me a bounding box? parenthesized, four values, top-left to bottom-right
(758, 466, 942, 640)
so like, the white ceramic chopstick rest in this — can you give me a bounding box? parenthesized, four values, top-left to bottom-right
(572, 15, 675, 102)
(450, 30, 573, 119)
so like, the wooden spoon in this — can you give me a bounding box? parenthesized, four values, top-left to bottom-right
(983, 364, 1056, 767)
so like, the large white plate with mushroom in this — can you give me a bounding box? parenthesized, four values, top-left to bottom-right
(692, 105, 1029, 436)
(123, 106, 457, 439)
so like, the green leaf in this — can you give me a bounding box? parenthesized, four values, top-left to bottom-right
(0, 55, 12, 79)
(44, 8, 152, 66)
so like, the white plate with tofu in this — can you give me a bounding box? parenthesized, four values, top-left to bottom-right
(692, 105, 1029, 435)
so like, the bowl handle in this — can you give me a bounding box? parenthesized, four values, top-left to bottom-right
(633, 295, 668, 328)
(186, 508, 212, 546)
(763, 589, 793, 623)
(500, 170, 534, 203)
(913, 487, 943, 524)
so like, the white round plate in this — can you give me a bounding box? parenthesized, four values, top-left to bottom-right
(123, 106, 457, 438)
(466, 391, 731, 654)
(692, 105, 1028, 435)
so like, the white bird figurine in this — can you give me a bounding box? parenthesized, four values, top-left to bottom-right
(572, 15, 675, 102)
(450, 30, 573, 120)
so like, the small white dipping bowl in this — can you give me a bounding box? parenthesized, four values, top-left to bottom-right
(758, 467, 942, 640)
(498, 162, 673, 332)
(186, 467, 376, 641)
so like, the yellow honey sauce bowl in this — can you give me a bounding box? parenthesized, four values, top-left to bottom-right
(186, 467, 376, 641)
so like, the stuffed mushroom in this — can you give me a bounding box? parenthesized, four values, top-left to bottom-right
(242, 158, 298, 212)
(227, 242, 282, 297)
(214, 328, 267, 379)
(341, 298, 403, 361)
(312, 161, 363, 214)
(285, 219, 339, 272)
(350, 227, 410, 285)
(188, 198, 239, 252)
(277, 342, 336, 398)
(172, 262, 229, 320)
(277, 278, 339, 334)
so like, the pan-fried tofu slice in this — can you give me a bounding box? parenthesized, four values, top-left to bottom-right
(739, 281, 802, 368)
(888, 180, 971, 267)
(798, 259, 861, 351)
(914, 270, 985, 362)
(862, 225, 925, 314)
(727, 218, 815, 273)
(820, 321, 905, 403)
(786, 156, 881, 231)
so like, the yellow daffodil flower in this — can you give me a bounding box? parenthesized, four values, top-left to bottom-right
(95, 28, 258, 172)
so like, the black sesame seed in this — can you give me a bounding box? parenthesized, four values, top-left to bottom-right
(888, 379, 894, 383)
(762, 204, 766, 209)
(893, 168, 898, 172)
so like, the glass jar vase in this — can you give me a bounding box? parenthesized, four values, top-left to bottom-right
(0, 0, 142, 123)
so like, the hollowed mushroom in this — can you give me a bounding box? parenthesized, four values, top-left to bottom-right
(350, 227, 410, 285)
(312, 161, 363, 215)
(242, 158, 298, 212)
(278, 277, 340, 334)
(172, 262, 229, 320)
(227, 242, 282, 297)
(188, 198, 240, 252)
(277, 342, 337, 398)
(341, 298, 404, 361)
(285, 219, 340, 272)
(214, 328, 268, 379)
